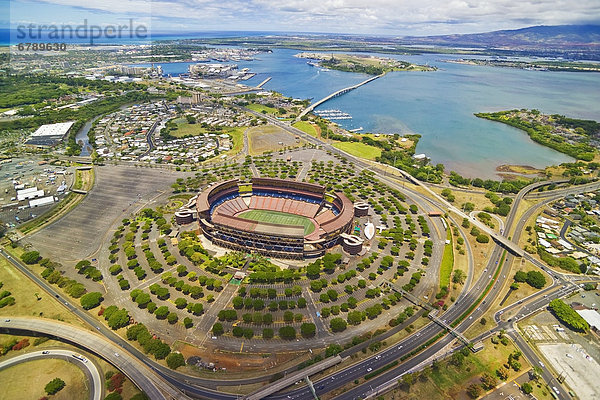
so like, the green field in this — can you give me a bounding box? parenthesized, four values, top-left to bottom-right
(246, 103, 278, 114)
(238, 209, 315, 235)
(439, 223, 454, 288)
(170, 119, 207, 137)
(332, 141, 381, 160)
(292, 121, 318, 137)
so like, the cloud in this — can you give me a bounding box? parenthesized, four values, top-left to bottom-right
(8, 0, 600, 35)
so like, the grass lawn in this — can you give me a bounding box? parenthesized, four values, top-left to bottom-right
(225, 127, 245, 155)
(246, 103, 278, 114)
(292, 121, 318, 137)
(332, 141, 381, 160)
(72, 168, 94, 191)
(170, 121, 208, 137)
(0, 255, 85, 326)
(0, 358, 88, 400)
(439, 224, 454, 288)
(238, 209, 315, 235)
(380, 337, 529, 400)
(202, 127, 246, 162)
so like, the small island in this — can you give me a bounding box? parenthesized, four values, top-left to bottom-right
(476, 109, 600, 161)
(444, 58, 600, 73)
(296, 52, 436, 74)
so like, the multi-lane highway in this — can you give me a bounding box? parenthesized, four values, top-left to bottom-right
(245, 114, 600, 400)
(0, 348, 103, 400)
(0, 317, 174, 400)
(5, 108, 600, 400)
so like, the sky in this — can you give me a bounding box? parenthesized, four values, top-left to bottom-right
(4, 0, 600, 37)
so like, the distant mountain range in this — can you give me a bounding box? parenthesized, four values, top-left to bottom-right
(400, 25, 600, 52)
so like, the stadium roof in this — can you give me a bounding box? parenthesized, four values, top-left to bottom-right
(196, 178, 239, 213)
(320, 192, 354, 234)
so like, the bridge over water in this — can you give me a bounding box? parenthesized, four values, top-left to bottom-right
(297, 73, 385, 120)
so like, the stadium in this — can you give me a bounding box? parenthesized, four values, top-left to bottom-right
(196, 178, 355, 259)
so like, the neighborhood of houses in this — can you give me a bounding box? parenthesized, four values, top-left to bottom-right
(536, 191, 600, 275)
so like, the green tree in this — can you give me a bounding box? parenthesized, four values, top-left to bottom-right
(106, 308, 130, 330)
(522, 382, 533, 394)
(262, 328, 274, 339)
(330, 317, 347, 332)
(155, 306, 169, 319)
(80, 292, 103, 310)
(549, 299, 589, 332)
(167, 312, 178, 324)
(466, 383, 481, 399)
(44, 378, 65, 395)
(300, 322, 316, 338)
(279, 326, 296, 340)
(212, 323, 224, 336)
(21, 251, 40, 264)
(452, 269, 465, 284)
(166, 352, 186, 369)
(526, 270, 546, 289)
(514, 270, 527, 282)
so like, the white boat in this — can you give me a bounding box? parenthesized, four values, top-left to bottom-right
(364, 222, 375, 240)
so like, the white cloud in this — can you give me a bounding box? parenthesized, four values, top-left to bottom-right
(10, 0, 600, 35)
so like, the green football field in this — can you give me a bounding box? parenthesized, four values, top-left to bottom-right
(238, 209, 315, 235)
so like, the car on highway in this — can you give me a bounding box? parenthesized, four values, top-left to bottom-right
(366, 368, 372, 372)
(539, 361, 545, 368)
(4, 319, 10, 322)
(553, 386, 560, 395)
(42, 351, 49, 354)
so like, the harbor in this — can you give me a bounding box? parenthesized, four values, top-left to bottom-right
(314, 109, 353, 120)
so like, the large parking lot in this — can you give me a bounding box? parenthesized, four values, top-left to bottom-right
(24, 164, 189, 262)
(538, 343, 599, 400)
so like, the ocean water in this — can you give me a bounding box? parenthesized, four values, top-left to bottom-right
(140, 48, 600, 179)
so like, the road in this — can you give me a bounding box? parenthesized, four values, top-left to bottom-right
(231, 111, 597, 399)
(0, 348, 104, 400)
(469, 210, 504, 233)
(0, 317, 174, 400)
(14, 107, 600, 399)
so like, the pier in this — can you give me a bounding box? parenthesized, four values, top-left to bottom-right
(256, 76, 271, 88)
(297, 73, 385, 120)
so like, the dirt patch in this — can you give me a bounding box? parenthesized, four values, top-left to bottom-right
(176, 342, 308, 374)
(248, 125, 300, 155)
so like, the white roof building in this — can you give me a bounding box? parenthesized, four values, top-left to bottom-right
(26, 121, 75, 147)
(30, 122, 74, 138)
(29, 196, 55, 208)
(18, 189, 44, 201)
(538, 238, 552, 248)
(576, 309, 600, 330)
